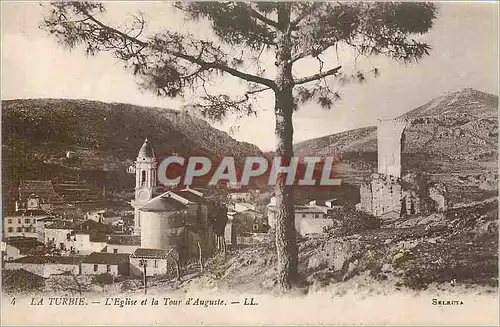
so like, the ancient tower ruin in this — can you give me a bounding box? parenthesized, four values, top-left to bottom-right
(377, 118, 407, 178)
(357, 118, 447, 219)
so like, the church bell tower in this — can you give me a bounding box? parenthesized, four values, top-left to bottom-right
(132, 138, 157, 235)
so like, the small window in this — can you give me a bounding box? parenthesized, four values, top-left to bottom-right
(253, 224, 259, 231)
(17, 219, 21, 224)
(314, 213, 319, 218)
(25, 218, 31, 224)
(32, 227, 36, 232)
(93, 264, 98, 272)
(153, 260, 158, 268)
(106, 264, 111, 273)
(302, 214, 306, 218)
(139, 259, 146, 267)
(16, 227, 22, 232)
(113, 248, 118, 253)
(7, 227, 13, 232)
(7, 219, 12, 224)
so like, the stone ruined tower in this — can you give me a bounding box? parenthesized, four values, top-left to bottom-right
(131, 138, 157, 235)
(377, 118, 408, 178)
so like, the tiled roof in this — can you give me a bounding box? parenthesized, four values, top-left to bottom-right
(46, 220, 79, 230)
(101, 211, 120, 218)
(172, 190, 203, 203)
(140, 194, 187, 212)
(268, 205, 325, 214)
(106, 235, 141, 246)
(3, 209, 52, 217)
(11, 255, 84, 265)
(36, 217, 58, 222)
(6, 237, 44, 255)
(233, 209, 262, 217)
(132, 248, 172, 259)
(46, 219, 109, 232)
(82, 252, 130, 265)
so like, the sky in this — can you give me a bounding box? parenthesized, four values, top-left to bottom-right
(1, 2, 498, 151)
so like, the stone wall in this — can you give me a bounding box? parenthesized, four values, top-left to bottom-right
(358, 172, 444, 219)
(359, 173, 402, 217)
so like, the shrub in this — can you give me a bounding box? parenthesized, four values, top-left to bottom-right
(92, 273, 114, 289)
(324, 207, 381, 236)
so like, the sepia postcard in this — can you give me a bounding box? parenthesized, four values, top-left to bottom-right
(1, 1, 499, 326)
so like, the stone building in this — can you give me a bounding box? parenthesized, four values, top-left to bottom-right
(358, 118, 447, 218)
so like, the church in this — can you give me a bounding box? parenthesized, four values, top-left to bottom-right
(130, 139, 216, 264)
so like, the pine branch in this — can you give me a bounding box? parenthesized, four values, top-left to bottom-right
(76, 5, 277, 91)
(245, 5, 280, 30)
(290, 3, 321, 27)
(294, 66, 342, 86)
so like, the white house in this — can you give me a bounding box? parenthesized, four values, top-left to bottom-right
(267, 196, 334, 236)
(81, 252, 130, 276)
(2, 243, 22, 262)
(105, 235, 141, 254)
(3, 209, 52, 239)
(130, 248, 175, 277)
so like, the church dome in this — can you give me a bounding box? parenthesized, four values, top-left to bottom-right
(138, 138, 155, 158)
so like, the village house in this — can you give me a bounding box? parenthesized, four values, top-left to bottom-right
(3, 208, 53, 239)
(1, 237, 44, 261)
(71, 232, 107, 254)
(267, 196, 336, 236)
(231, 209, 269, 246)
(4, 255, 83, 278)
(2, 243, 22, 262)
(105, 235, 141, 254)
(34, 216, 58, 243)
(44, 220, 109, 253)
(130, 248, 174, 277)
(44, 220, 76, 250)
(227, 189, 254, 202)
(231, 202, 257, 213)
(85, 209, 122, 225)
(81, 252, 130, 276)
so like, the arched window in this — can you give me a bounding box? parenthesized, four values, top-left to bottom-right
(141, 170, 146, 186)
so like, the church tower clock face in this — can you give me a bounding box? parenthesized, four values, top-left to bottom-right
(137, 188, 151, 202)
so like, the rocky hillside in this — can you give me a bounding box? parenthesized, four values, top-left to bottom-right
(1, 99, 262, 194)
(294, 88, 498, 175)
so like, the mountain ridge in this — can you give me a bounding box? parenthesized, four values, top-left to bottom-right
(1, 98, 263, 194)
(294, 88, 498, 175)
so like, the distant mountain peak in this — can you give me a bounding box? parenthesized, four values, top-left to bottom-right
(399, 87, 498, 119)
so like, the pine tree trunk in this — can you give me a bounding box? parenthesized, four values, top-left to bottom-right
(274, 3, 298, 291)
